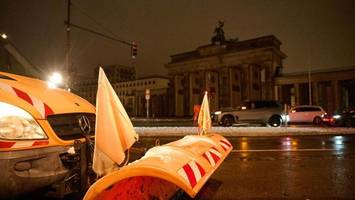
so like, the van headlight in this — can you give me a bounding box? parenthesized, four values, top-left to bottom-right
(0, 102, 47, 140)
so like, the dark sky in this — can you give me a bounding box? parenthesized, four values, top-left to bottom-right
(1, 0, 354, 78)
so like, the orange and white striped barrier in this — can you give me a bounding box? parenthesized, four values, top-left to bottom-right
(203, 147, 222, 167)
(177, 160, 206, 188)
(219, 138, 232, 151)
(84, 133, 233, 200)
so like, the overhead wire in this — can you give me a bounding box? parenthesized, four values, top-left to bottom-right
(71, 2, 129, 43)
(69, 1, 132, 73)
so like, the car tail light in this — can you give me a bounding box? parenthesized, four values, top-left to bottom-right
(0, 102, 47, 140)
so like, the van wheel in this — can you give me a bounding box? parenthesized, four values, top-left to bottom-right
(268, 115, 282, 127)
(221, 116, 234, 127)
(313, 116, 322, 125)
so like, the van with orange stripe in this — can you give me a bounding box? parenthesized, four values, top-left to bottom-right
(0, 71, 96, 198)
(1, 71, 234, 199)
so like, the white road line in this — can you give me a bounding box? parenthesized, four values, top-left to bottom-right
(231, 148, 338, 152)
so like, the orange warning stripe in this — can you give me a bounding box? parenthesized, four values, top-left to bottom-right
(0, 83, 54, 118)
(177, 160, 206, 188)
(219, 139, 232, 151)
(0, 140, 49, 149)
(203, 147, 222, 167)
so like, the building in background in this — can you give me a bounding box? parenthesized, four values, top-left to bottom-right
(73, 66, 170, 117)
(74, 64, 136, 106)
(276, 66, 355, 114)
(94, 64, 135, 83)
(165, 35, 286, 116)
(113, 76, 170, 117)
(73, 77, 98, 104)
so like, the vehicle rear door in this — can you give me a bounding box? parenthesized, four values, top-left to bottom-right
(289, 107, 305, 122)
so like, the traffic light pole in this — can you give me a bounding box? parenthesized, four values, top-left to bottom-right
(64, 1, 137, 89)
(65, 0, 71, 89)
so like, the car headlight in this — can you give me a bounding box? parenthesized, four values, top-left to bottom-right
(0, 102, 47, 140)
(214, 111, 222, 115)
(333, 114, 341, 119)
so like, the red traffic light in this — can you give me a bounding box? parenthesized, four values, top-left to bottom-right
(131, 42, 138, 58)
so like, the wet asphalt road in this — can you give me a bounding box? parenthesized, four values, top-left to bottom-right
(139, 135, 355, 199)
(20, 134, 355, 200)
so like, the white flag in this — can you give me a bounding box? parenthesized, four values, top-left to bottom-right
(197, 91, 211, 135)
(93, 67, 138, 176)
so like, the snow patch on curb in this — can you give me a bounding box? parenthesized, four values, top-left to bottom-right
(135, 127, 355, 137)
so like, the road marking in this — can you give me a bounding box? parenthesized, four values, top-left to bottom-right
(231, 148, 338, 152)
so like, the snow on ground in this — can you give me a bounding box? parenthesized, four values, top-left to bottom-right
(135, 126, 355, 137)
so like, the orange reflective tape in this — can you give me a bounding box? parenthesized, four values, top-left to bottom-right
(12, 87, 33, 105)
(203, 147, 222, 166)
(32, 140, 49, 146)
(219, 139, 232, 151)
(44, 103, 54, 117)
(0, 141, 16, 148)
(0, 140, 49, 148)
(178, 160, 206, 188)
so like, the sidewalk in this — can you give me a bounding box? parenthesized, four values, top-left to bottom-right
(135, 126, 355, 137)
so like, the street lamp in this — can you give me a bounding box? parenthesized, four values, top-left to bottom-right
(47, 72, 63, 88)
(1, 33, 8, 39)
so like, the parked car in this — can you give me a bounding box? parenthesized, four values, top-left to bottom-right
(322, 108, 355, 127)
(211, 100, 286, 127)
(287, 105, 326, 124)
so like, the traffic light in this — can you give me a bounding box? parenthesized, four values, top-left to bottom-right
(131, 42, 137, 58)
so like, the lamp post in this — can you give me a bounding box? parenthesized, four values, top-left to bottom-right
(65, 0, 71, 90)
(145, 89, 150, 118)
(307, 42, 312, 106)
(1, 33, 8, 39)
(308, 67, 312, 105)
(47, 72, 63, 88)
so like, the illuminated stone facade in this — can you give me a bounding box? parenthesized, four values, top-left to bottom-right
(275, 66, 355, 113)
(73, 73, 170, 117)
(165, 35, 287, 116)
(113, 76, 170, 117)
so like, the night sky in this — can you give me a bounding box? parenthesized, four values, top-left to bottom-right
(1, 0, 354, 78)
